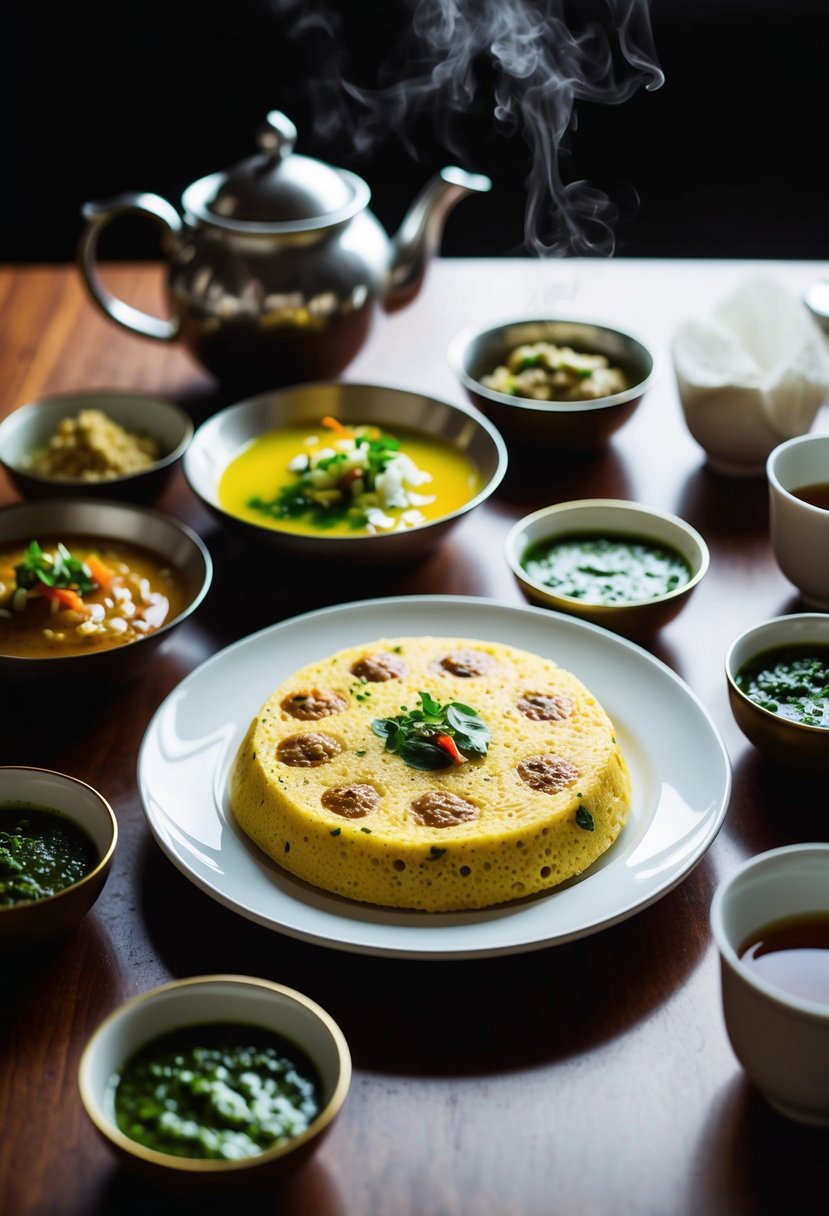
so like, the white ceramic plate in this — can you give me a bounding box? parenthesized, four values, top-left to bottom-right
(138, 596, 731, 959)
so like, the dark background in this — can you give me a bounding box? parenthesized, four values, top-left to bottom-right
(8, 0, 829, 263)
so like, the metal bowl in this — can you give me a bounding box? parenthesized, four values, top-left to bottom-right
(78, 974, 351, 1192)
(0, 391, 193, 504)
(0, 499, 212, 684)
(505, 499, 709, 641)
(725, 613, 829, 776)
(448, 317, 658, 449)
(183, 382, 508, 564)
(0, 766, 117, 948)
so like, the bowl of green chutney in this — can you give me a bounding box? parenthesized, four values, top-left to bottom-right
(726, 613, 829, 777)
(78, 974, 352, 1192)
(505, 498, 710, 641)
(0, 766, 117, 947)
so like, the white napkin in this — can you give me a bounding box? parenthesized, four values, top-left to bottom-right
(672, 276, 829, 471)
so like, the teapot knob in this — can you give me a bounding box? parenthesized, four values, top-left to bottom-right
(257, 111, 298, 162)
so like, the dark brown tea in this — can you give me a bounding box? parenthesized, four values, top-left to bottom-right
(739, 912, 829, 1006)
(791, 482, 829, 511)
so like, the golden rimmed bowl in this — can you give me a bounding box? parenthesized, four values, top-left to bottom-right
(505, 498, 709, 641)
(0, 390, 194, 505)
(183, 381, 508, 564)
(0, 766, 117, 947)
(725, 613, 829, 776)
(78, 974, 352, 1192)
(447, 317, 658, 449)
(0, 498, 212, 684)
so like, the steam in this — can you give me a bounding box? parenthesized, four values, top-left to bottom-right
(272, 0, 663, 256)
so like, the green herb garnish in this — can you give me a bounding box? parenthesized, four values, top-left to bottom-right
(371, 692, 490, 770)
(575, 806, 595, 832)
(14, 540, 97, 595)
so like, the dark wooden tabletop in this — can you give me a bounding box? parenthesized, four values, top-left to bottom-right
(1, 259, 828, 1216)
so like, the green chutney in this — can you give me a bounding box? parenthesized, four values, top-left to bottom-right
(522, 533, 692, 605)
(112, 1022, 323, 1160)
(0, 803, 98, 907)
(735, 645, 829, 728)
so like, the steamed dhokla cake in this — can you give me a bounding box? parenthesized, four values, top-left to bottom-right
(230, 637, 631, 912)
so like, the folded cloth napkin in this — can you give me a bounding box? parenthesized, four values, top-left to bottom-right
(672, 276, 829, 475)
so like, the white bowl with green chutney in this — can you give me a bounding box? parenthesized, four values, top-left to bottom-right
(0, 766, 117, 947)
(505, 499, 710, 641)
(78, 974, 352, 1192)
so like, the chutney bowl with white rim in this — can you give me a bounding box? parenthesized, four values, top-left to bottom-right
(725, 613, 829, 776)
(78, 974, 352, 1192)
(505, 498, 709, 641)
(0, 766, 117, 947)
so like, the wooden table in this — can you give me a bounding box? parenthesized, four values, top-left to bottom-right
(2, 259, 828, 1216)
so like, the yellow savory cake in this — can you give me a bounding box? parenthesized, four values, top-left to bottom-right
(229, 637, 631, 911)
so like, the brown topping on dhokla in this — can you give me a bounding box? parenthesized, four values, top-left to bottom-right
(351, 652, 408, 682)
(436, 649, 494, 678)
(517, 755, 579, 793)
(411, 791, 479, 828)
(516, 692, 575, 722)
(321, 783, 380, 818)
(276, 733, 342, 767)
(281, 688, 349, 720)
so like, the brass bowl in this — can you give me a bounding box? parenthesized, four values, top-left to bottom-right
(183, 381, 508, 564)
(505, 499, 709, 641)
(725, 613, 829, 776)
(78, 974, 352, 1192)
(0, 766, 117, 947)
(0, 391, 193, 505)
(448, 317, 658, 449)
(0, 498, 212, 684)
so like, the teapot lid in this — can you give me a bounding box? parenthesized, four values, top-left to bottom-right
(183, 112, 370, 232)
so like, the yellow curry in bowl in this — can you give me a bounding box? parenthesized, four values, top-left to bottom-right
(0, 537, 189, 658)
(217, 417, 482, 538)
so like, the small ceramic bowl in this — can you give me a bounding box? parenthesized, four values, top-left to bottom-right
(767, 434, 829, 610)
(725, 613, 829, 776)
(505, 498, 709, 640)
(447, 317, 658, 449)
(711, 844, 829, 1124)
(79, 974, 352, 1192)
(183, 381, 508, 564)
(0, 766, 117, 947)
(0, 498, 212, 684)
(0, 390, 193, 504)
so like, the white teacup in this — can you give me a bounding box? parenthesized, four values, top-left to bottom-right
(710, 844, 829, 1124)
(767, 433, 829, 609)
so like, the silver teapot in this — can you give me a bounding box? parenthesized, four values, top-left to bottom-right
(78, 112, 491, 388)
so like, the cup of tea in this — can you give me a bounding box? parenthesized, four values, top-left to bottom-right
(767, 434, 829, 609)
(710, 843, 829, 1124)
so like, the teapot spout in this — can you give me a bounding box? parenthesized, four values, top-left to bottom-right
(386, 167, 491, 310)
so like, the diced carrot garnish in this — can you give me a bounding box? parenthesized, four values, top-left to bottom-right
(321, 416, 354, 438)
(84, 553, 115, 589)
(37, 585, 89, 615)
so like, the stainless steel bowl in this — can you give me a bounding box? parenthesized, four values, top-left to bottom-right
(0, 391, 193, 505)
(183, 382, 508, 564)
(0, 499, 212, 683)
(448, 317, 658, 449)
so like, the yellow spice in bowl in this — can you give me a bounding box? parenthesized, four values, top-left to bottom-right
(27, 409, 160, 481)
(230, 637, 631, 912)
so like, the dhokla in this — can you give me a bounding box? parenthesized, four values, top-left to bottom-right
(229, 637, 631, 911)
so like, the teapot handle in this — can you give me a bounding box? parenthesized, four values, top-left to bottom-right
(77, 193, 183, 342)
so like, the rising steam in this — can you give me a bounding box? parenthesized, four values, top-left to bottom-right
(272, 0, 663, 256)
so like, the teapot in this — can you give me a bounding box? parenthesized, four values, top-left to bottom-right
(78, 112, 491, 389)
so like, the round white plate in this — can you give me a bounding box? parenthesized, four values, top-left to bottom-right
(138, 596, 731, 959)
